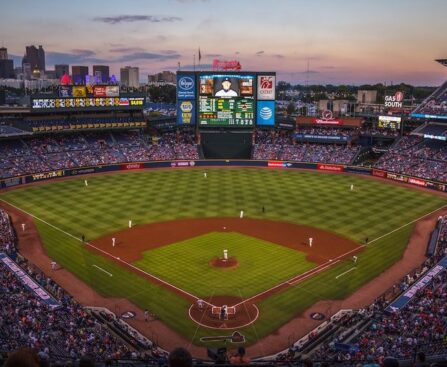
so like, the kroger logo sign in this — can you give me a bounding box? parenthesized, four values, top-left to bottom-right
(179, 77, 194, 90)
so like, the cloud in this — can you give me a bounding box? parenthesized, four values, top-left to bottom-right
(117, 52, 181, 62)
(160, 50, 178, 55)
(93, 15, 182, 24)
(273, 54, 284, 59)
(109, 47, 145, 53)
(71, 49, 96, 57)
(45, 51, 108, 66)
(255, 51, 264, 56)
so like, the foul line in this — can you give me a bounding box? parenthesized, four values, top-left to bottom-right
(92, 264, 113, 277)
(367, 203, 447, 245)
(335, 267, 356, 279)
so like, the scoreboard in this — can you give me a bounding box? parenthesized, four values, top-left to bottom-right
(176, 71, 276, 127)
(199, 97, 254, 126)
(378, 116, 401, 130)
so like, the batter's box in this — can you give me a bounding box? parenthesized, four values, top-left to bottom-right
(212, 306, 236, 320)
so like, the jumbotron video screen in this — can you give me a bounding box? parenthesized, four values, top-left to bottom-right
(176, 71, 276, 127)
(198, 74, 255, 127)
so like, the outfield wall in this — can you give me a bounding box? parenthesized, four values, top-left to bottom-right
(1, 160, 446, 193)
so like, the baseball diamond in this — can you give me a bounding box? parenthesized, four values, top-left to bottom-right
(1, 168, 446, 356)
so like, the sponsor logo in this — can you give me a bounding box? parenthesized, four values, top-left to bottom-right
(408, 178, 427, 187)
(310, 312, 325, 321)
(385, 91, 404, 108)
(71, 168, 95, 175)
(267, 161, 291, 168)
(322, 110, 333, 120)
(171, 161, 196, 167)
(121, 311, 136, 319)
(260, 106, 273, 120)
(180, 101, 193, 112)
(372, 169, 387, 178)
(260, 76, 273, 89)
(32, 170, 64, 181)
(314, 118, 342, 125)
(387, 173, 407, 182)
(3, 177, 21, 187)
(179, 77, 194, 90)
(121, 163, 143, 170)
(317, 164, 344, 172)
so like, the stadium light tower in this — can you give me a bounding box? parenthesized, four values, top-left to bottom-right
(435, 59, 447, 67)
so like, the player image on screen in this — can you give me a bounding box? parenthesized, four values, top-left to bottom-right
(214, 77, 239, 98)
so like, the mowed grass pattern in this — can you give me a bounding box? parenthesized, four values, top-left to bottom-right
(1, 169, 447, 346)
(134, 232, 315, 298)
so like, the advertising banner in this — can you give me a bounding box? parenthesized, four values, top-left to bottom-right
(120, 163, 143, 170)
(72, 86, 87, 97)
(32, 170, 64, 181)
(372, 169, 387, 178)
(408, 177, 427, 187)
(177, 73, 196, 100)
(386, 256, 447, 312)
(59, 86, 72, 98)
(171, 161, 196, 167)
(257, 75, 276, 100)
(267, 161, 292, 168)
(317, 164, 344, 172)
(384, 91, 404, 109)
(93, 86, 107, 97)
(294, 134, 350, 142)
(177, 100, 196, 125)
(0, 253, 61, 310)
(257, 101, 275, 126)
(105, 86, 120, 97)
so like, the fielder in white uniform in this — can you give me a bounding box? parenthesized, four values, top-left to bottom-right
(309, 237, 313, 247)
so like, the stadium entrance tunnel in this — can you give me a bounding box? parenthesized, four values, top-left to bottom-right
(189, 296, 259, 329)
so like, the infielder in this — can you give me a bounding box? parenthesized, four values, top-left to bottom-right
(129, 220, 132, 228)
(84, 180, 88, 187)
(352, 255, 358, 264)
(51, 261, 57, 270)
(350, 184, 354, 191)
(309, 237, 313, 247)
(21, 223, 26, 232)
(197, 299, 205, 310)
(240, 210, 244, 219)
(204, 172, 207, 178)
(112, 237, 116, 247)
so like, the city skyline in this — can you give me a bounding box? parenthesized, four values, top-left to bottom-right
(1, 0, 446, 85)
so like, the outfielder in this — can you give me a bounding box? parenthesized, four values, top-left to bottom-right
(84, 179, 88, 187)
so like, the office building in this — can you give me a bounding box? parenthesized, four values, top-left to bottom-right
(72, 65, 89, 85)
(93, 65, 110, 83)
(120, 66, 139, 88)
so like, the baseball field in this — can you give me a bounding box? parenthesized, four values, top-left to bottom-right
(1, 168, 446, 351)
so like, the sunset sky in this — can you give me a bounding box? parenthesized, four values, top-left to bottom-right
(1, 0, 446, 85)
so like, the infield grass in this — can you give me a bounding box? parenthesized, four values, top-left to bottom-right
(134, 231, 315, 298)
(1, 168, 446, 346)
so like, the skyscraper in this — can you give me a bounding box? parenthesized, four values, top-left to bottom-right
(93, 65, 109, 83)
(0, 47, 7, 60)
(55, 64, 69, 79)
(120, 66, 139, 88)
(72, 65, 89, 85)
(23, 45, 45, 72)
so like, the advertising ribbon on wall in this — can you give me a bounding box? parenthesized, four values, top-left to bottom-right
(0, 253, 61, 310)
(385, 256, 447, 313)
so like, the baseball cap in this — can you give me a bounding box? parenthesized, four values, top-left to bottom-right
(222, 77, 231, 82)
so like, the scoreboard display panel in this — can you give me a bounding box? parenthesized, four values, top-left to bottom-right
(378, 116, 401, 130)
(198, 74, 256, 127)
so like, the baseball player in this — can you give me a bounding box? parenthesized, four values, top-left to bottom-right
(204, 172, 207, 178)
(21, 223, 26, 232)
(352, 255, 358, 264)
(197, 299, 205, 310)
(51, 261, 57, 270)
(309, 237, 313, 247)
(112, 237, 116, 247)
(128, 220, 132, 228)
(350, 184, 354, 191)
(240, 210, 244, 219)
(84, 179, 88, 187)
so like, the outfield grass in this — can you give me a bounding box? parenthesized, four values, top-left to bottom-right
(134, 232, 315, 298)
(1, 168, 446, 347)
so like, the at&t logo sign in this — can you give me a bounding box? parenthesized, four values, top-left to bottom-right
(260, 106, 273, 120)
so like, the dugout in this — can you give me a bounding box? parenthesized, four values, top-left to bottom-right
(200, 130, 252, 159)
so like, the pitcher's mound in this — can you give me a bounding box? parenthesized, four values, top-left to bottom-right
(209, 256, 239, 269)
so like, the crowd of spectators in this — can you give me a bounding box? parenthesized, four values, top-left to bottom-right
(412, 80, 447, 117)
(0, 129, 199, 179)
(305, 216, 447, 364)
(296, 126, 356, 137)
(375, 136, 447, 182)
(24, 115, 144, 130)
(0, 209, 167, 365)
(253, 129, 360, 164)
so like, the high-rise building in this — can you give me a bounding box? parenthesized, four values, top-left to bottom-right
(72, 65, 89, 85)
(55, 64, 69, 79)
(0, 47, 8, 60)
(148, 71, 176, 85)
(120, 66, 139, 88)
(0, 59, 14, 79)
(93, 65, 110, 83)
(23, 45, 45, 72)
(23, 63, 32, 80)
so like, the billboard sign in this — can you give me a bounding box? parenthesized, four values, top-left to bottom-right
(257, 100, 275, 126)
(257, 75, 276, 100)
(177, 74, 196, 99)
(93, 85, 120, 97)
(177, 100, 196, 125)
(385, 91, 404, 109)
